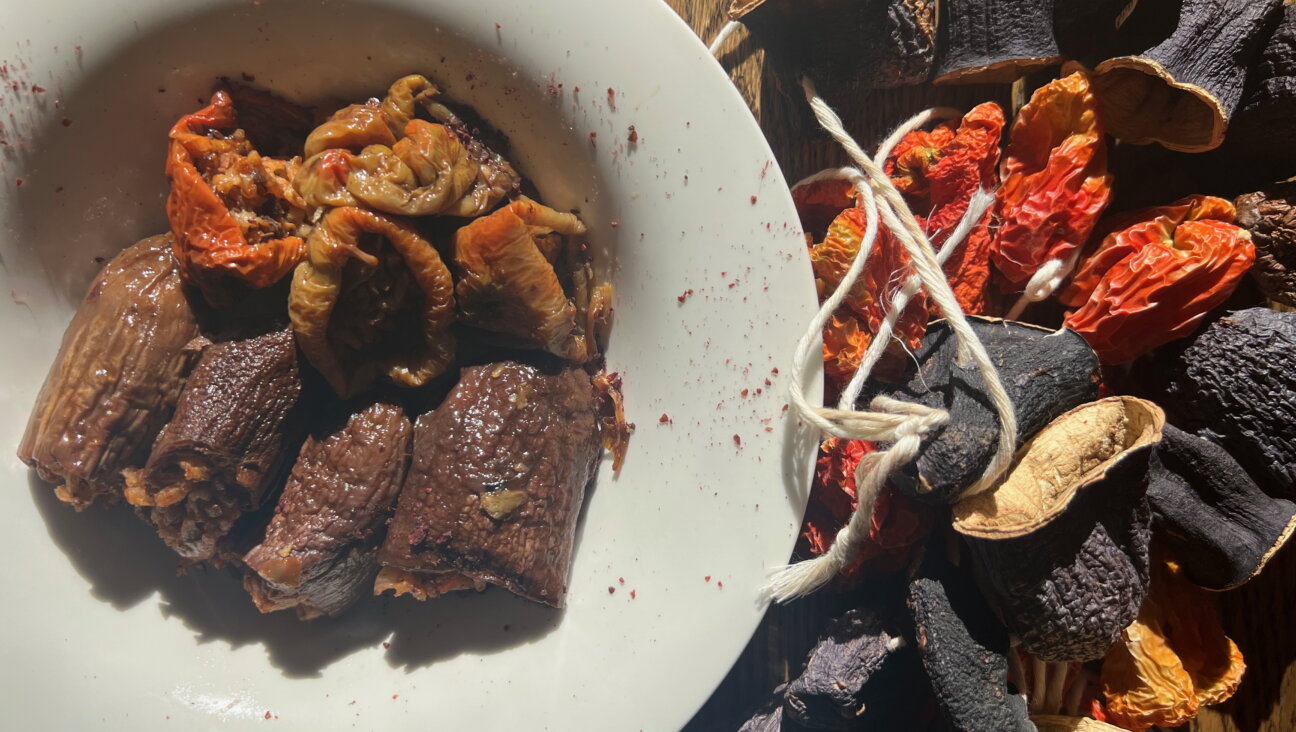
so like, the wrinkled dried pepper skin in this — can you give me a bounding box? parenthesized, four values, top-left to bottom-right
(165, 90, 308, 303)
(18, 234, 203, 509)
(1102, 556, 1245, 731)
(1235, 180, 1296, 306)
(1062, 196, 1255, 364)
(992, 72, 1113, 290)
(289, 206, 456, 397)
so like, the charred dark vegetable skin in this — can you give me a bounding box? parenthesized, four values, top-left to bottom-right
(243, 401, 412, 619)
(873, 318, 1101, 502)
(18, 234, 202, 509)
(126, 328, 304, 561)
(1236, 180, 1296, 306)
(1228, 3, 1296, 177)
(907, 546, 1033, 732)
(1157, 308, 1296, 492)
(1149, 423, 1296, 591)
(728, 0, 936, 89)
(934, 0, 1060, 84)
(1093, 0, 1283, 152)
(379, 361, 601, 607)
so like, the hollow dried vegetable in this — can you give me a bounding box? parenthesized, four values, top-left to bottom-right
(289, 206, 456, 397)
(991, 71, 1113, 291)
(799, 438, 934, 581)
(1061, 196, 1255, 364)
(165, 89, 310, 303)
(808, 103, 1003, 383)
(1101, 554, 1245, 731)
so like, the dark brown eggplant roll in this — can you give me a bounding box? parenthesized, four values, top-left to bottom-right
(379, 361, 601, 607)
(243, 401, 412, 619)
(18, 234, 203, 509)
(125, 328, 303, 561)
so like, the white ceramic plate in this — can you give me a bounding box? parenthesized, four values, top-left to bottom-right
(0, 1, 819, 729)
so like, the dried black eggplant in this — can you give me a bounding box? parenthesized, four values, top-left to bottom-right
(870, 318, 1101, 502)
(783, 603, 924, 729)
(125, 328, 304, 561)
(1092, 0, 1283, 152)
(1148, 423, 1296, 590)
(1226, 3, 1296, 180)
(1235, 180, 1296, 306)
(1053, 0, 1137, 61)
(18, 234, 202, 509)
(728, 0, 937, 89)
(953, 397, 1162, 662)
(1155, 307, 1296, 491)
(934, 0, 1061, 84)
(243, 401, 412, 619)
(907, 544, 1032, 732)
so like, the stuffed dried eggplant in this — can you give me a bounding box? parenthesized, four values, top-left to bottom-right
(289, 206, 455, 396)
(125, 328, 304, 561)
(379, 361, 601, 607)
(18, 234, 203, 509)
(165, 89, 310, 304)
(243, 401, 412, 619)
(953, 397, 1162, 662)
(454, 197, 599, 362)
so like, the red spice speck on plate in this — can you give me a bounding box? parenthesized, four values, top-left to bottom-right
(382, 641, 390, 649)
(704, 575, 711, 582)
(264, 711, 272, 720)
(618, 577, 625, 584)
(630, 590, 637, 599)
(15, 178, 23, 187)
(677, 289, 694, 303)
(31, 84, 44, 93)
(608, 586, 616, 594)
(61, 117, 72, 127)
(717, 581, 724, 589)
(627, 125, 638, 143)
(610, 220, 618, 228)
(658, 413, 671, 424)
(392, 694, 399, 700)
(733, 434, 742, 447)
(750, 195, 758, 205)
(740, 389, 749, 397)
(494, 22, 501, 29)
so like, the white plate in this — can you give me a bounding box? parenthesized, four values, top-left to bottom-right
(0, 1, 819, 729)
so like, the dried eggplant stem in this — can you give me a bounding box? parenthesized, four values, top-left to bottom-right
(1093, 0, 1283, 152)
(18, 234, 202, 509)
(934, 0, 1061, 84)
(954, 397, 1163, 662)
(728, 0, 937, 89)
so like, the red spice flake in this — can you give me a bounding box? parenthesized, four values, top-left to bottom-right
(547, 84, 559, 95)
(608, 586, 616, 594)
(607, 87, 617, 109)
(765, 426, 774, 432)
(781, 404, 790, 412)
(392, 694, 399, 700)
(494, 22, 501, 30)
(588, 131, 597, 141)
(61, 117, 72, 127)
(717, 581, 724, 589)
(610, 220, 619, 228)
(618, 577, 625, 584)
(764, 378, 772, 386)
(627, 125, 639, 143)
(677, 288, 694, 303)
(348, 701, 356, 706)
(382, 641, 391, 649)
(264, 712, 272, 720)
(750, 195, 758, 205)
(740, 388, 749, 397)
(573, 86, 581, 93)
(771, 367, 779, 374)
(14, 178, 23, 187)
(659, 413, 671, 423)
(630, 590, 637, 599)
(704, 575, 712, 582)
(31, 84, 44, 93)
(733, 434, 742, 447)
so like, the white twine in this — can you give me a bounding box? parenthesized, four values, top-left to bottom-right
(1005, 245, 1083, 321)
(707, 19, 742, 56)
(765, 78, 1019, 603)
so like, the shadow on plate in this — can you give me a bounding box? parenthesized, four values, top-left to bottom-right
(29, 474, 563, 679)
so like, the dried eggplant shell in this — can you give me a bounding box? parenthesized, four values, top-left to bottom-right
(18, 234, 202, 509)
(126, 328, 304, 561)
(871, 317, 1101, 502)
(954, 396, 1163, 662)
(1148, 423, 1296, 590)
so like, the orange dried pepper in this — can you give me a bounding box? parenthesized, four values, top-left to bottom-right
(799, 438, 933, 581)
(1101, 554, 1245, 731)
(791, 177, 856, 244)
(1061, 195, 1255, 364)
(992, 71, 1113, 290)
(809, 103, 1004, 385)
(165, 90, 308, 303)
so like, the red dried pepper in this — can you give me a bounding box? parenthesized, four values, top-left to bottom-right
(791, 177, 856, 243)
(992, 71, 1113, 291)
(165, 90, 308, 303)
(1061, 195, 1255, 364)
(799, 438, 934, 581)
(807, 103, 1004, 385)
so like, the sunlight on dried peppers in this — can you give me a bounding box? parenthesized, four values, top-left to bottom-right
(991, 71, 1113, 292)
(1060, 195, 1255, 364)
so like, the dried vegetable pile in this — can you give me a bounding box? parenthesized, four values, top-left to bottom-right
(18, 75, 629, 619)
(732, 1, 1296, 730)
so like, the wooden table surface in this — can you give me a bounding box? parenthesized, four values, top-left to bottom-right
(664, 2, 1296, 731)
